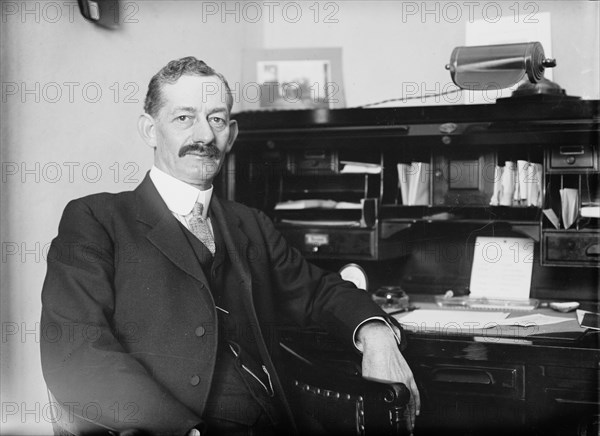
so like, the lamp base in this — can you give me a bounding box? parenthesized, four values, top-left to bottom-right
(497, 78, 580, 103)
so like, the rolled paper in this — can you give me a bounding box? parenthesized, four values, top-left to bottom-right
(397, 163, 410, 205)
(490, 165, 503, 206)
(526, 163, 542, 207)
(515, 160, 529, 202)
(500, 161, 516, 206)
(408, 162, 430, 206)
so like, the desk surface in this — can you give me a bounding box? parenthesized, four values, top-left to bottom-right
(279, 295, 599, 435)
(388, 298, 590, 343)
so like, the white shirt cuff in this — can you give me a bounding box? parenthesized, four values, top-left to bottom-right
(353, 316, 401, 352)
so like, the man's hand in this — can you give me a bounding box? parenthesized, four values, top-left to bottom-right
(357, 321, 420, 434)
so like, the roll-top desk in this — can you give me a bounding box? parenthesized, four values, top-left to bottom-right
(219, 97, 600, 435)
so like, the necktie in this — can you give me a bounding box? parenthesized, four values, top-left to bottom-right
(189, 202, 216, 255)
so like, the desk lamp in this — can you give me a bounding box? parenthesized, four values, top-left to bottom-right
(445, 42, 567, 98)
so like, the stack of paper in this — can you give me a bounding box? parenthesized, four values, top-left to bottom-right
(397, 162, 430, 206)
(581, 206, 600, 218)
(340, 161, 382, 174)
(275, 199, 362, 210)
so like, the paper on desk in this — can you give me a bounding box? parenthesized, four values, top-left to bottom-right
(397, 164, 410, 205)
(500, 161, 516, 206)
(408, 162, 430, 206)
(395, 309, 509, 331)
(490, 166, 503, 206)
(543, 208, 561, 229)
(279, 219, 361, 227)
(469, 237, 534, 301)
(340, 161, 382, 174)
(397, 162, 430, 206)
(275, 199, 337, 210)
(580, 206, 600, 218)
(494, 314, 572, 327)
(560, 188, 579, 230)
(275, 200, 362, 210)
(577, 309, 600, 330)
(526, 163, 543, 207)
(514, 160, 528, 201)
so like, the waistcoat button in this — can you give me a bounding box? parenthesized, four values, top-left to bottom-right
(190, 375, 200, 386)
(195, 326, 206, 337)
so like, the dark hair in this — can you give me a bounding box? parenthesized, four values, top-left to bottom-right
(143, 56, 233, 117)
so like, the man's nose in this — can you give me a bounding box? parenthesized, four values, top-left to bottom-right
(191, 117, 215, 144)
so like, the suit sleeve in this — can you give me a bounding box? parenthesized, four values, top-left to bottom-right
(253, 210, 401, 350)
(40, 199, 201, 435)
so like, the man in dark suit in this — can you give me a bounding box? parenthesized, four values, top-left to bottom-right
(40, 57, 419, 436)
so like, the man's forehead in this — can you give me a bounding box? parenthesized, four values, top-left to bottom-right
(160, 75, 228, 111)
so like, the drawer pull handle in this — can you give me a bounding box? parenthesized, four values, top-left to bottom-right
(431, 368, 494, 385)
(585, 244, 600, 257)
(559, 145, 585, 155)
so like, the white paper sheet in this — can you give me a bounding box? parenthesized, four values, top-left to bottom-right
(340, 161, 382, 174)
(279, 219, 361, 227)
(397, 162, 430, 206)
(397, 163, 410, 205)
(560, 188, 579, 230)
(469, 237, 534, 300)
(395, 309, 509, 331)
(495, 314, 572, 327)
(577, 309, 600, 330)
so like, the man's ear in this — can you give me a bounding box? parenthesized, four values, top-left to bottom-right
(225, 119, 239, 153)
(137, 113, 157, 149)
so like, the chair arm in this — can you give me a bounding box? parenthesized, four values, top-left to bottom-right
(280, 341, 411, 436)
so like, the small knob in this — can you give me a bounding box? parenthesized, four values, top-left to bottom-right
(565, 156, 576, 165)
(542, 58, 557, 68)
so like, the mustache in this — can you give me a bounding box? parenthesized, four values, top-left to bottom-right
(178, 142, 222, 159)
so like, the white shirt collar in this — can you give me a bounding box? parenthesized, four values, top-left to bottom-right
(149, 166, 212, 219)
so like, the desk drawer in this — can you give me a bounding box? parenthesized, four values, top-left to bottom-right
(543, 231, 600, 266)
(542, 365, 600, 405)
(277, 226, 376, 259)
(416, 360, 525, 399)
(548, 145, 597, 171)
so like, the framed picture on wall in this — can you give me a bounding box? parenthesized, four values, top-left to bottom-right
(240, 48, 346, 111)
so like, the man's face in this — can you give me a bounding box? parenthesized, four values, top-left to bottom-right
(144, 74, 237, 189)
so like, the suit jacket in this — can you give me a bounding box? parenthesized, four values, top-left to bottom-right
(40, 174, 393, 435)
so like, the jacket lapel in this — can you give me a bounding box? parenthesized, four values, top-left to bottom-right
(134, 174, 210, 288)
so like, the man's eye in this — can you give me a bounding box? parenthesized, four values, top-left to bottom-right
(174, 115, 194, 127)
(209, 117, 226, 128)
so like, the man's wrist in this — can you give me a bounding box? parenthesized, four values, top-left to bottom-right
(354, 318, 401, 352)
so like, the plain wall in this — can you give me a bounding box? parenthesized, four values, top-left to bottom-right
(261, 1, 600, 107)
(1, 1, 598, 434)
(0, 2, 262, 433)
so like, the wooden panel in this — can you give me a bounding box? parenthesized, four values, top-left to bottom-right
(433, 148, 497, 206)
